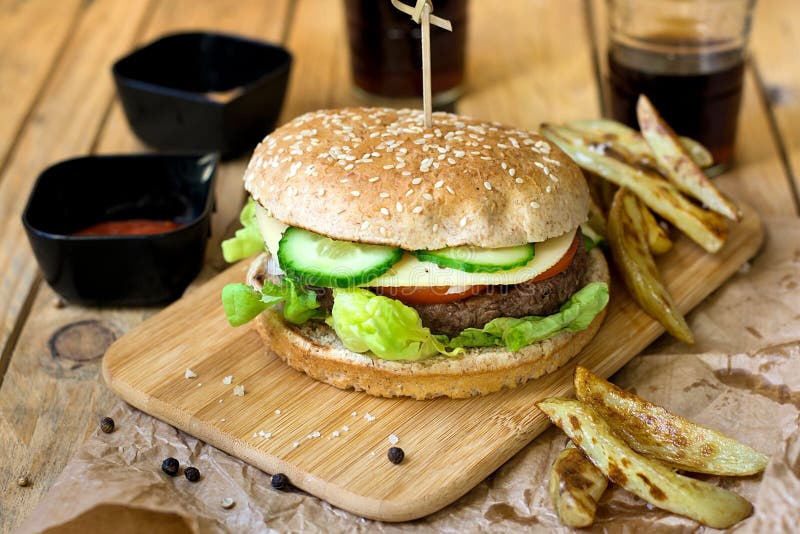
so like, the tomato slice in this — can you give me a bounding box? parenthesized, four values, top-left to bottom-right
(531, 231, 580, 282)
(376, 285, 488, 305)
(373, 231, 580, 305)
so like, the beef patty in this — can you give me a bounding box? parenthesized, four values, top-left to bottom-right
(410, 235, 588, 336)
(257, 231, 588, 338)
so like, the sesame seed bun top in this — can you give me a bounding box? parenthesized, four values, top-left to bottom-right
(243, 107, 588, 250)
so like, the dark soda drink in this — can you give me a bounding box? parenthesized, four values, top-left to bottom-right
(344, 0, 467, 103)
(607, 38, 745, 170)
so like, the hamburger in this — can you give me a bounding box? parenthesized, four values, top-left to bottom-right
(221, 107, 610, 399)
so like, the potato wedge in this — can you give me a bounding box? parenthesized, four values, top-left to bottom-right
(586, 196, 608, 239)
(567, 118, 713, 168)
(608, 187, 694, 343)
(537, 398, 754, 529)
(542, 123, 728, 253)
(640, 202, 672, 255)
(637, 95, 741, 221)
(549, 442, 608, 527)
(574, 367, 769, 476)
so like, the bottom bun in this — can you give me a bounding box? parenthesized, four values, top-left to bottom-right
(254, 248, 610, 399)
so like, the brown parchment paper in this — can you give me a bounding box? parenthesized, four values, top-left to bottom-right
(17, 217, 800, 534)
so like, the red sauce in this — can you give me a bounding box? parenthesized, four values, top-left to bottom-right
(73, 219, 182, 236)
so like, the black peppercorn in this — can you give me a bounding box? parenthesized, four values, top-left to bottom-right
(271, 473, 289, 490)
(100, 416, 115, 434)
(387, 447, 405, 464)
(184, 467, 200, 482)
(161, 457, 180, 477)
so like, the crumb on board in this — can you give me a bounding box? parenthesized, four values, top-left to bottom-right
(342, 426, 349, 432)
(184, 368, 197, 379)
(275, 409, 281, 415)
(364, 413, 376, 422)
(233, 385, 245, 396)
(222, 375, 233, 384)
(292, 441, 299, 448)
(351, 411, 358, 417)
(332, 430, 340, 437)
(388, 434, 399, 445)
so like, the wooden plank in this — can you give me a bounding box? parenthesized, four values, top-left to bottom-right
(103, 203, 763, 522)
(0, 0, 84, 170)
(0, 0, 153, 527)
(588, 0, 798, 217)
(459, 0, 600, 126)
(0, 0, 152, 382)
(279, 0, 360, 122)
(750, 0, 800, 210)
(0, 1, 292, 531)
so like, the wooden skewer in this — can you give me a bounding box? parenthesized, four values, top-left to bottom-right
(421, 1, 432, 127)
(390, 0, 453, 129)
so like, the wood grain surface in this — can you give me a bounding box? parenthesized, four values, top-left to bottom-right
(103, 204, 763, 521)
(1, 0, 798, 530)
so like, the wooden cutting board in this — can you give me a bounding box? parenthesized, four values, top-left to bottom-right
(102, 203, 763, 522)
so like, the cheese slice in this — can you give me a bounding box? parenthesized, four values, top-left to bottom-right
(255, 206, 576, 287)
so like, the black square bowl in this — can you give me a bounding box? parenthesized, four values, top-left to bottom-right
(113, 32, 292, 157)
(22, 154, 217, 306)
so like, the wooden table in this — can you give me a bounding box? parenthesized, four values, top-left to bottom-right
(1, 1, 798, 530)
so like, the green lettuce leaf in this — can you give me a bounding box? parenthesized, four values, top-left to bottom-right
(222, 278, 322, 327)
(327, 287, 462, 361)
(221, 198, 265, 263)
(449, 282, 609, 351)
(581, 222, 604, 252)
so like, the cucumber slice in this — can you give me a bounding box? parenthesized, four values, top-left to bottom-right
(413, 243, 535, 273)
(277, 227, 403, 287)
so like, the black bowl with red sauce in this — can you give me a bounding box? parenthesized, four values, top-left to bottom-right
(22, 153, 217, 306)
(113, 32, 292, 158)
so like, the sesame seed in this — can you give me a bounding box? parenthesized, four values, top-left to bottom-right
(515, 177, 524, 184)
(530, 201, 540, 208)
(379, 192, 390, 198)
(484, 181, 492, 191)
(344, 164, 354, 171)
(509, 168, 516, 176)
(447, 157, 456, 164)
(380, 207, 389, 215)
(396, 202, 403, 212)
(369, 176, 380, 182)
(351, 191, 361, 197)
(546, 185, 552, 193)
(501, 162, 507, 170)
(433, 223, 439, 232)
(446, 186, 455, 195)
(422, 193, 433, 200)
(412, 206, 423, 214)
(411, 177, 423, 185)
(379, 226, 386, 235)
(550, 175, 559, 182)
(383, 164, 394, 169)
(434, 180, 444, 189)
(317, 188, 325, 196)
(405, 189, 414, 197)
(497, 143, 508, 149)
(361, 221, 369, 230)
(459, 216, 468, 227)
